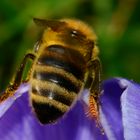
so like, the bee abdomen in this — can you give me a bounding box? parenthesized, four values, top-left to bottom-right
(37, 44, 86, 80)
(30, 79, 76, 123)
(32, 86, 72, 106)
(30, 44, 85, 123)
(33, 71, 80, 93)
(31, 93, 68, 124)
(32, 101, 64, 124)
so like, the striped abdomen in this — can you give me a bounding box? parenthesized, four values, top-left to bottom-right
(30, 44, 86, 124)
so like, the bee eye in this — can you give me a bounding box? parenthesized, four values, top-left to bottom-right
(71, 30, 78, 37)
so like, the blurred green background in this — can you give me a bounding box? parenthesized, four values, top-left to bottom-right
(0, 0, 139, 91)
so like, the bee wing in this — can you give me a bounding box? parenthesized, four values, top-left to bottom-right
(33, 18, 66, 31)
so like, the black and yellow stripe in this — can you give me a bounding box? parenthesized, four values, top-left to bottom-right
(37, 44, 86, 80)
(31, 79, 76, 106)
(30, 44, 86, 123)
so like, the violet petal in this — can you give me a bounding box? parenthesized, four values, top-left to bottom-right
(100, 78, 125, 140)
(2, 78, 139, 140)
(0, 84, 107, 140)
(0, 84, 29, 117)
(120, 79, 140, 140)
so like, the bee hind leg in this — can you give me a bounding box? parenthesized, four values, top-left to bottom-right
(0, 53, 35, 102)
(85, 59, 104, 134)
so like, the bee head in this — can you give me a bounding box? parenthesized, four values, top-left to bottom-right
(33, 18, 96, 49)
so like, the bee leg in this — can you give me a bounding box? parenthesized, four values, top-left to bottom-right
(0, 53, 35, 102)
(89, 59, 101, 107)
(13, 53, 35, 86)
(86, 59, 104, 133)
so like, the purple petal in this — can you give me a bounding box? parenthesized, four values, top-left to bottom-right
(120, 79, 140, 140)
(0, 84, 107, 140)
(100, 78, 126, 140)
(0, 84, 29, 117)
(1, 78, 140, 140)
(100, 78, 140, 140)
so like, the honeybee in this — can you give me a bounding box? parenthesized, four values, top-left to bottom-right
(0, 18, 101, 127)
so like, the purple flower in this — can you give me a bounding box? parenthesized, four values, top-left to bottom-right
(0, 78, 140, 140)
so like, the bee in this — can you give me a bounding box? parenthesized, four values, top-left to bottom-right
(0, 18, 101, 127)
